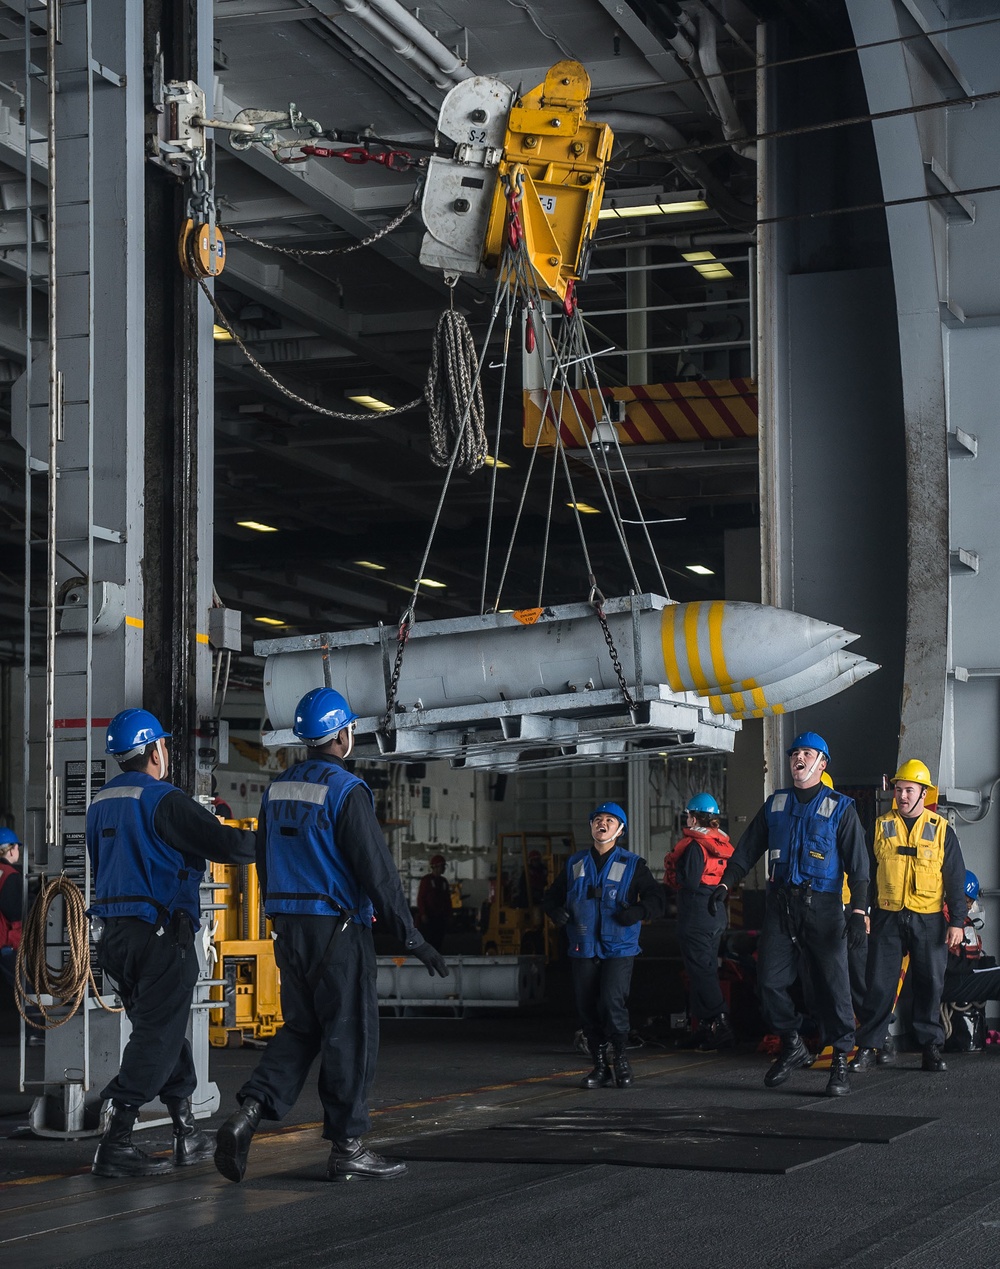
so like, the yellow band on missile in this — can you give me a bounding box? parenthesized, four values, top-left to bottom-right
(660, 606, 684, 692)
(708, 694, 724, 714)
(684, 602, 707, 691)
(707, 601, 730, 693)
(751, 686, 767, 708)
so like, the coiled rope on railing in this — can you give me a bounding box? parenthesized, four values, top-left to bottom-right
(14, 874, 121, 1029)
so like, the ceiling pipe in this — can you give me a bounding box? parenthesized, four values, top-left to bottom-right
(595, 230, 753, 250)
(332, 0, 472, 89)
(695, 6, 756, 161)
(591, 109, 756, 231)
(332, 0, 460, 90)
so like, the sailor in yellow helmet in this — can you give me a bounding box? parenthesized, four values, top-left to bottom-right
(853, 760, 968, 1074)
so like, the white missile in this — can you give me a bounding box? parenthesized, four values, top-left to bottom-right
(259, 595, 862, 731)
(658, 600, 857, 695)
(706, 651, 874, 717)
(730, 659, 881, 719)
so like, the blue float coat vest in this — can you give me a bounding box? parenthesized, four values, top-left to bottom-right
(86, 772, 203, 925)
(564, 846, 642, 958)
(764, 786, 853, 894)
(261, 758, 375, 923)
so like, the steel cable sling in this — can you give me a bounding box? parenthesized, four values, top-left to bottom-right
(15, 874, 121, 1030)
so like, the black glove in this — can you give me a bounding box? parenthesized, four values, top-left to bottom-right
(614, 904, 646, 926)
(844, 910, 867, 951)
(548, 907, 571, 928)
(707, 883, 729, 916)
(410, 940, 449, 978)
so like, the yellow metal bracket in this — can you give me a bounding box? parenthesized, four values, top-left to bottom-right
(483, 59, 613, 303)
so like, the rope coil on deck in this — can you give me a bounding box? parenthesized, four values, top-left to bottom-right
(15, 874, 121, 1029)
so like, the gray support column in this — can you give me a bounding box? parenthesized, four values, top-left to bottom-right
(846, 1, 950, 774)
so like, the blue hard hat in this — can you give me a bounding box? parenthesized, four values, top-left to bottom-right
(590, 801, 628, 834)
(787, 731, 830, 761)
(686, 792, 720, 815)
(105, 708, 170, 756)
(965, 870, 980, 901)
(293, 687, 358, 744)
(0, 827, 20, 848)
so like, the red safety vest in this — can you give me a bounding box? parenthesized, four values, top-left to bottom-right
(0, 862, 22, 950)
(664, 825, 733, 889)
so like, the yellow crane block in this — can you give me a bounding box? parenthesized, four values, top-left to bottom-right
(482, 60, 613, 303)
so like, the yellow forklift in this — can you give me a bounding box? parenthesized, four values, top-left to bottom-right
(481, 832, 571, 963)
(207, 819, 283, 1047)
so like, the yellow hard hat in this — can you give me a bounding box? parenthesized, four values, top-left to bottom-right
(820, 772, 834, 788)
(892, 759, 932, 786)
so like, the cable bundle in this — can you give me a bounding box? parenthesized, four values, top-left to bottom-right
(15, 874, 120, 1029)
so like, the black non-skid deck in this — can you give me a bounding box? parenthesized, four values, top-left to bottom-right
(393, 1104, 933, 1173)
(1, 1007, 998, 1269)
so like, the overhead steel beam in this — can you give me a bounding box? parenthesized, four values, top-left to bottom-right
(220, 246, 428, 386)
(214, 413, 465, 526)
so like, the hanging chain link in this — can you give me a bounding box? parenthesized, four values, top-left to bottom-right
(197, 276, 423, 420)
(219, 190, 420, 259)
(590, 582, 637, 712)
(381, 608, 414, 735)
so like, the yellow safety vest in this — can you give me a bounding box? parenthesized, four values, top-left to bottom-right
(873, 810, 947, 914)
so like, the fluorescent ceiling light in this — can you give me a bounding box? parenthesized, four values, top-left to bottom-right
(237, 519, 279, 533)
(686, 564, 715, 576)
(483, 454, 510, 469)
(354, 560, 386, 571)
(347, 393, 394, 412)
(599, 198, 709, 220)
(418, 577, 447, 589)
(254, 616, 285, 626)
(213, 324, 234, 342)
(567, 501, 601, 514)
(682, 250, 734, 280)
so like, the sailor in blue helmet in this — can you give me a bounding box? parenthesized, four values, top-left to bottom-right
(87, 708, 257, 1178)
(542, 801, 664, 1089)
(708, 732, 869, 1096)
(214, 688, 448, 1185)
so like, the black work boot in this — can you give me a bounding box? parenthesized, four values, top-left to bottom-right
(165, 1096, 215, 1166)
(92, 1103, 172, 1179)
(851, 1046, 877, 1072)
(326, 1138, 407, 1182)
(763, 1032, 814, 1088)
(877, 1036, 897, 1066)
(610, 1041, 633, 1088)
(922, 1042, 947, 1072)
(214, 1097, 263, 1183)
(826, 1052, 850, 1097)
(697, 1013, 736, 1052)
(580, 1042, 614, 1089)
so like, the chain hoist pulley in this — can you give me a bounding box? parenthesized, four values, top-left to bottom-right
(178, 150, 226, 280)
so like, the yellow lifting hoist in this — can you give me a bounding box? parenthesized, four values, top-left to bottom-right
(419, 59, 612, 305)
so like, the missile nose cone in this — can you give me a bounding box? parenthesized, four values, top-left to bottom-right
(659, 601, 854, 696)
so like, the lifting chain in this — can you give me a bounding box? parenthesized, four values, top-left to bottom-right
(219, 189, 420, 259)
(178, 150, 226, 280)
(286, 143, 419, 172)
(380, 608, 414, 736)
(590, 581, 637, 713)
(197, 276, 423, 420)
